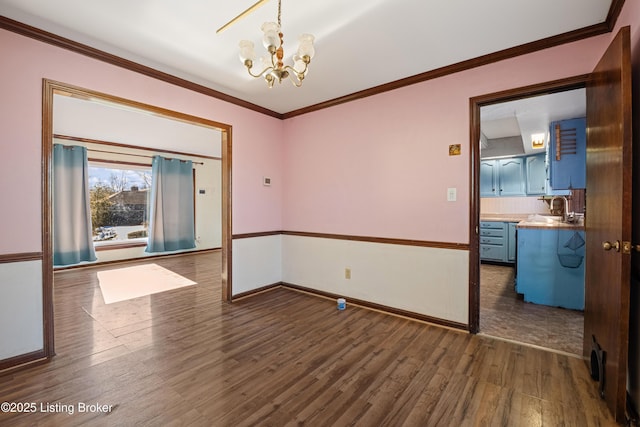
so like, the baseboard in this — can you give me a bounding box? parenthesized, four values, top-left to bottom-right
(233, 280, 469, 331)
(231, 282, 282, 300)
(0, 349, 49, 375)
(280, 282, 469, 331)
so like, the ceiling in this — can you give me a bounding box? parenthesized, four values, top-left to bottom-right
(54, 95, 222, 157)
(0, 0, 614, 115)
(481, 88, 586, 157)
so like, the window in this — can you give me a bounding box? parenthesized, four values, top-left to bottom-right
(88, 163, 152, 246)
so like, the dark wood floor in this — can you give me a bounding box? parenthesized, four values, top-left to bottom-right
(480, 264, 584, 355)
(0, 252, 616, 426)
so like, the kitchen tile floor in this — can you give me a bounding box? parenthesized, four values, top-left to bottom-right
(480, 263, 583, 355)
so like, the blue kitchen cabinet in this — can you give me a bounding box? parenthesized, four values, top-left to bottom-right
(525, 154, 546, 195)
(480, 157, 528, 197)
(507, 222, 517, 262)
(498, 158, 525, 196)
(480, 221, 506, 261)
(480, 160, 498, 197)
(515, 227, 585, 310)
(480, 221, 517, 263)
(549, 117, 586, 190)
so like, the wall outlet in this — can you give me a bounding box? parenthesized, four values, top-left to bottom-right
(345, 268, 351, 279)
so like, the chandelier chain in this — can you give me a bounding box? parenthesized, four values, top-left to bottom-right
(277, 0, 282, 28)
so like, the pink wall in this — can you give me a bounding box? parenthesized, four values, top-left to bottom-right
(2, 0, 639, 252)
(282, 30, 619, 243)
(0, 29, 285, 254)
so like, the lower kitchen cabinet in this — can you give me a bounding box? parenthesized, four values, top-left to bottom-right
(507, 222, 517, 262)
(515, 227, 585, 310)
(480, 221, 517, 263)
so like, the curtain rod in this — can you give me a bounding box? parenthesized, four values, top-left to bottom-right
(85, 147, 204, 165)
(53, 134, 220, 162)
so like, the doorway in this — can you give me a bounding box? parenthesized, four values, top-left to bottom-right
(471, 28, 633, 421)
(41, 80, 233, 358)
(469, 76, 590, 355)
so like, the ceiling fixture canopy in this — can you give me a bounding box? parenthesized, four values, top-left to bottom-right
(237, 0, 315, 88)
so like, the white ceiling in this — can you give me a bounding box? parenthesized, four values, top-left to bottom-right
(0, 0, 613, 114)
(481, 88, 586, 155)
(54, 95, 222, 157)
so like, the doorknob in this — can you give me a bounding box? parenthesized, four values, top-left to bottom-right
(603, 240, 621, 252)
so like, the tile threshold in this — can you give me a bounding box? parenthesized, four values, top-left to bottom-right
(477, 332, 585, 359)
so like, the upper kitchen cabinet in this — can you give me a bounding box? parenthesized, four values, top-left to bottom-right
(498, 158, 525, 196)
(480, 160, 498, 197)
(525, 153, 546, 195)
(480, 158, 525, 197)
(549, 117, 586, 190)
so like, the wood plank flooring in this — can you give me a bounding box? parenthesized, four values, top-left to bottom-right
(0, 252, 616, 426)
(480, 264, 584, 355)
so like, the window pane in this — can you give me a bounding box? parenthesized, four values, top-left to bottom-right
(88, 164, 151, 245)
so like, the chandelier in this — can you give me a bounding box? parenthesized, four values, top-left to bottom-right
(238, 0, 315, 88)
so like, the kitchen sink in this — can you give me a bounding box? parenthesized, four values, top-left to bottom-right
(527, 214, 563, 223)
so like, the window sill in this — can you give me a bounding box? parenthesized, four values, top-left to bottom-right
(94, 239, 147, 251)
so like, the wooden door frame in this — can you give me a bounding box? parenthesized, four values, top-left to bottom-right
(41, 79, 233, 358)
(468, 75, 590, 333)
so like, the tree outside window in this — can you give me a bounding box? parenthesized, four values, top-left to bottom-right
(89, 164, 152, 243)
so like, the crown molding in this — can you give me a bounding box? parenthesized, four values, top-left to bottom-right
(283, 21, 616, 118)
(0, 16, 283, 119)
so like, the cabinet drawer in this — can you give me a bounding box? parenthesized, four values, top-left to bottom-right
(480, 244, 505, 261)
(480, 236, 503, 245)
(480, 221, 504, 229)
(480, 228, 504, 237)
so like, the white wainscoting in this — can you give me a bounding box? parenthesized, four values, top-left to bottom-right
(281, 235, 469, 325)
(232, 235, 283, 296)
(0, 260, 43, 360)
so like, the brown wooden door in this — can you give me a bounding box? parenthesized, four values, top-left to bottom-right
(583, 25, 632, 423)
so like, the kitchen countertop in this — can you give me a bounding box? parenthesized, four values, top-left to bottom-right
(480, 214, 530, 223)
(516, 219, 585, 230)
(481, 213, 585, 230)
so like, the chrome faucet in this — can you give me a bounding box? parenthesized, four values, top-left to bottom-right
(551, 196, 571, 222)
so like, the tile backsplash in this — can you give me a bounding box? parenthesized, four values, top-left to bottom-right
(481, 197, 549, 214)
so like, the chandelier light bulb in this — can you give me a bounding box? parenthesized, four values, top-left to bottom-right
(297, 34, 315, 59)
(293, 57, 307, 74)
(261, 22, 280, 51)
(238, 40, 256, 64)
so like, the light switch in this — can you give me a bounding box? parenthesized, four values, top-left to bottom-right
(447, 187, 457, 202)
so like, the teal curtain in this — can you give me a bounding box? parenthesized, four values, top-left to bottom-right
(53, 144, 97, 266)
(146, 156, 195, 253)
